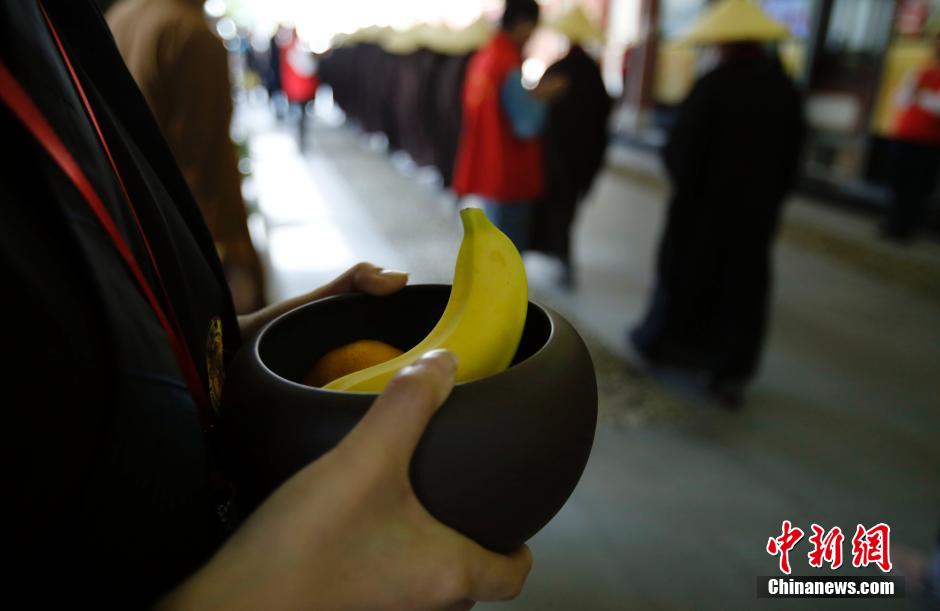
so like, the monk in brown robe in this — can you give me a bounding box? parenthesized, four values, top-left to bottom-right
(107, 0, 265, 313)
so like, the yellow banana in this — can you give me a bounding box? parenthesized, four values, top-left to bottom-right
(325, 207, 528, 392)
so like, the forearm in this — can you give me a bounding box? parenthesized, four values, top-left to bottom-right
(237, 289, 317, 339)
(237, 263, 409, 339)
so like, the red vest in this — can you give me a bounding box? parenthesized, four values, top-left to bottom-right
(894, 64, 940, 145)
(281, 38, 319, 103)
(453, 33, 543, 202)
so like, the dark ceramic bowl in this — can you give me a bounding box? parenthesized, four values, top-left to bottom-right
(220, 284, 597, 553)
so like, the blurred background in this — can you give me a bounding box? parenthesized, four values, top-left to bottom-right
(99, 0, 939, 608)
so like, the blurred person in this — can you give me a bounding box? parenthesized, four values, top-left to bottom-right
(883, 32, 940, 243)
(894, 525, 940, 608)
(621, 43, 636, 99)
(106, 0, 266, 313)
(628, 0, 804, 407)
(927, 528, 940, 607)
(245, 32, 279, 100)
(280, 27, 319, 152)
(270, 25, 293, 119)
(3, 1, 531, 607)
(532, 7, 612, 288)
(453, 0, 568, 251)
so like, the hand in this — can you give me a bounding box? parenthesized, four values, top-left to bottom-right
(238, 262, 408, 339)
(532, 74, 569, 101)
(159, 350, 532, 610)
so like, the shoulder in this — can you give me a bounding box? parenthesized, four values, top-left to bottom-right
(684, 68, 725, 107)
(104, 0, 134, 29)
(108, 0, 204, 33)
(146, 1, 219, 59)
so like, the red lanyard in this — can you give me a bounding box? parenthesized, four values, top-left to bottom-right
(0, 4, 213, 431)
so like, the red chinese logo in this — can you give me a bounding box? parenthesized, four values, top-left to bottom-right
(767, 520, 804, 575)
(767, 521, 892, 574)
(807, 524, 844, 570)
(851, 523, 892, 573)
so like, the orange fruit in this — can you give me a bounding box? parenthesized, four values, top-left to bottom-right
(305, 339, 404, 388)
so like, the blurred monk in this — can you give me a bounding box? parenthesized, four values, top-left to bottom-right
(629, 0, 804, 407)
(107, 0, 265, 312)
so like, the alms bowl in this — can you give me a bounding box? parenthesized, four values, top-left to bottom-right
(220, 284, 597, 553)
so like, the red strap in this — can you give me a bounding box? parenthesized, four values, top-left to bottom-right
(0, 21, 213, 430)
(39, 3, 173, 318)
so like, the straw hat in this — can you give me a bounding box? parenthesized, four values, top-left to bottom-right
(425, 17, 494, 56)
(382, 27, 421, 54)
(681, 0, 790, 45)
(343, 25, 390, 46)
(416, 24, 462, 55)
(407, 23, 457, 54)
(548, 6, 604, 44)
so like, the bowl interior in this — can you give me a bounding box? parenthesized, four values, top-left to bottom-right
(259, 285, 552, 387)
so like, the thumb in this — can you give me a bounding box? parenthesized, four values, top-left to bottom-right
(341, 350, 458, 474)
(314, 262, 409, 300)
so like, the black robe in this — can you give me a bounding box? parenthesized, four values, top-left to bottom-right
(391, 48, 438, 166)
(321, 44, 472, 188)
(532, 46, 612, 263)
(631, 55, 804, 384)
(3, 0, 241, 604)
(431, 53, 471, 187)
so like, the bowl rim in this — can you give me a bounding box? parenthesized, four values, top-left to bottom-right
(251, 283, 557, 397)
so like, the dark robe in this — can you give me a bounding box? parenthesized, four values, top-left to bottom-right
(631, 54, 804, 384)
(320, 46, 360, 123)
(391, 49, 438, 166)
(322, 43, 392, 135)
(532, 46, 612, 264)
(3, 0, 240, 604)
(319, 44, 472, 187)
(431, 53, 471, 187)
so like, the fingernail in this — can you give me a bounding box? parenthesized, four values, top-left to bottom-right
(419, 349, 458, 374)
(378, 269, 409, 280)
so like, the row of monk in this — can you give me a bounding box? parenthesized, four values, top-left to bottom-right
(319, 42, 472, 187)
(318, 5, 612, 284)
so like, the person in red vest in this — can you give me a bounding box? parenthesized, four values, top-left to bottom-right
(280, 27, 320, 151)
(453, 0, 568, 250)
(884, 32, 940, 242)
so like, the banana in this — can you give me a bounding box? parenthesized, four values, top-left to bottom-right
(324, 207, 528, 392)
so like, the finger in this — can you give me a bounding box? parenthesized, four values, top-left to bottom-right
(438, 602, 474, 611)
(343, 350, 457, 469)
(315, 262, 379, 297)
(351, 265, 408, 296)
(464, 544, 532, 602)
(311, 262, 408, 300)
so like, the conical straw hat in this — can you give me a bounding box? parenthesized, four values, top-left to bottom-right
(382, 27, 421, 54)
(347, 25, 390, 46)
(334, 28, 362, 47)
(415, 24, 454, 54)
(548, 6, 604, 44)
(441, 17, 494, 55)
(681, 0, 789, 45)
